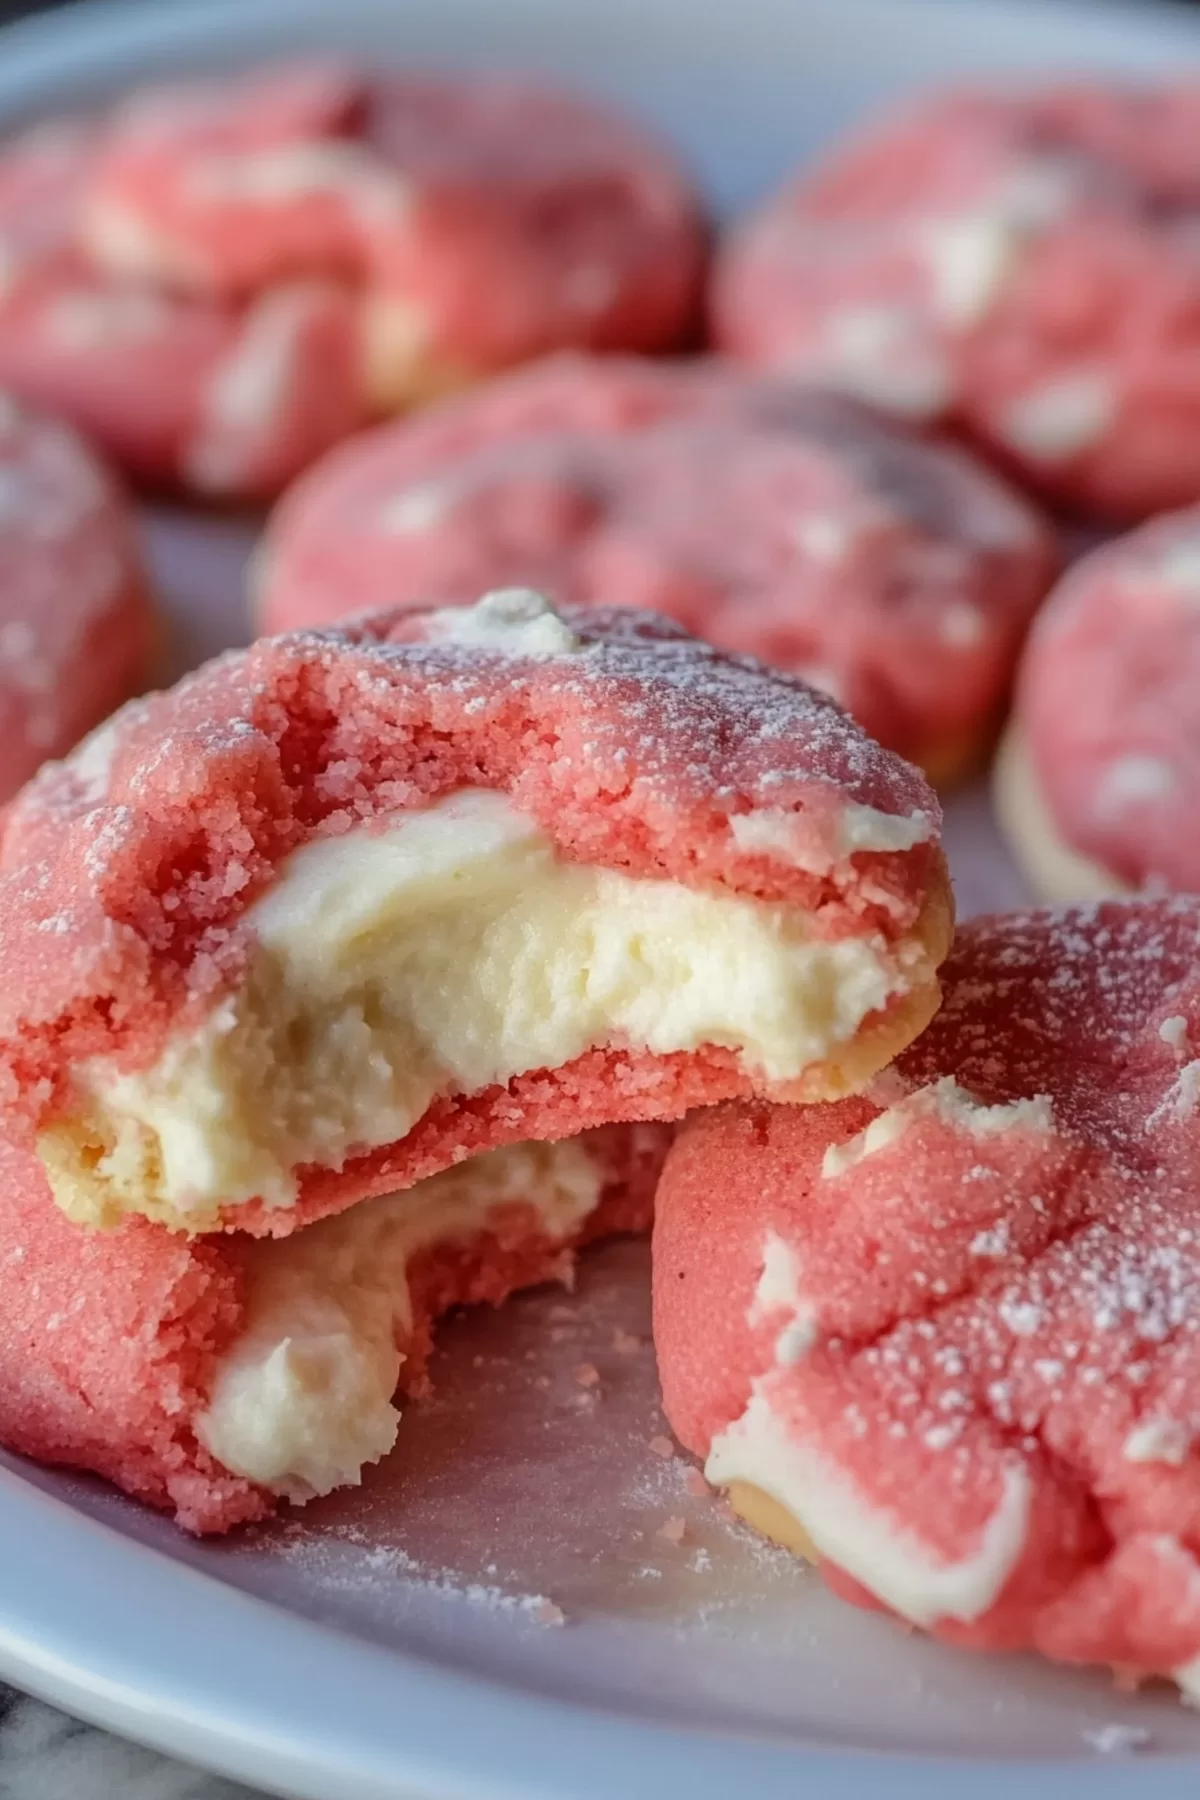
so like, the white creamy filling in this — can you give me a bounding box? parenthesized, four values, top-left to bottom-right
(730, 800, 936, 873)
(820, 305, 952, 418)
(187, 287, 319, 492)
(82, 193, 208, 285)
(1123, 1419, 1192, 1466)
(70, 787, 912, 1221)
(197, 1138, 602, 1499)
(1158, 542, 1200, 598)
(379, 481, 453, 535)
(747, 1231, 816, 1367)
(996, 372, 1115, 463)
(820, 1077, 1054, 1178)
(187, 142, 406, 220)
(706, 1389, 1031, 1626)
(916, 160, 1075, 331)
(920, 212, 1020, 328)
(422, 588, 585, 657)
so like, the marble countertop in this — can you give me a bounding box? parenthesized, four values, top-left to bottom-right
(0, 1686, 259, 1799)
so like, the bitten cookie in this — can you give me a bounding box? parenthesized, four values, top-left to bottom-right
(715, 81, 1200, 520)
(0, 1123, 667, 1532)
(0, 392, 153, 800)
(257, 355, 1057, 781)
(0, 590, 950, 1237)
(655, 898, 1200, 1697)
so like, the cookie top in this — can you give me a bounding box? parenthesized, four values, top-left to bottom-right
(80, 61, 705, 393)
(656, 897, 1200, 1684)
(0, 62, 704, 493)
(80, 59, 369, 295)
(715, 81, 1200, 519)
(1014, 505, 1200, 892)
(259, 354, 1056, 771)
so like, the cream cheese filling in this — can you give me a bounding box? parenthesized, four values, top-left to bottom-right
(45, 786, 923, 1229)
(197, 1137, 603, 1500)
(706, 1388, 1031, 1627)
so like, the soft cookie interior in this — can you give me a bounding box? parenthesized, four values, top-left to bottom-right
(43, 784, 949, 1233)
(0, 591, 950, 1236)
(198, 1135, 614, 1501)
(0, 1121, 664, 1531)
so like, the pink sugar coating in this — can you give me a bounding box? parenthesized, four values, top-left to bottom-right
(0, 115, 97, 277)
(261, 352, 732, 632)
(0, 88, 370, 496)
(355, 77, 705, 370)
(0, 259, 368, 497)
(655, 897, 1200, 1681)
(87, 59, 368, 295)
(82, 58, 705, 358)
(260, 355, 1056, 767)
(0, 601, 940, 1228)
(0, 1133, 259, 1534)
(0, 1121, 668, 1533)
(87, 59, 705, 354)
(1017, 505, 1200, 892)
(715, 81, 1200, 520)
(0, 395, 153, 801)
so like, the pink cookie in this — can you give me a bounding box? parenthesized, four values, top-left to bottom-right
(996, 506, 1200, 901)
(0, 91, 366, 496)
(257, 355, 1057, 782)
(0, 393, 152, 800)
(0, 1123, 667, 1533)
(79, 59, 369, 296)
(0, 114, 97, 286)
(0, 266, 366, 497)
(715, 82, 1200, 521)
(0, 60, 703, 496)
(0, 589, 950, 1237)
(353, 76, 706, 406)
(655, 898, 1200, 1696)
(81, 60, 705, 406)
(83, 64, 705, 399)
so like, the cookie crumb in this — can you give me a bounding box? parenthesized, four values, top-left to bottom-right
(657, 1515, 687, 1544)
(531, 1598, 566, 1628)
(648, 1434, 676, 1460)
(574, 1361, 600, 1388)
(683, 1467, 710, 1497)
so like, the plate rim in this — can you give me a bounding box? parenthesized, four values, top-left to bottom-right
(4, 1454, 1197, 1800)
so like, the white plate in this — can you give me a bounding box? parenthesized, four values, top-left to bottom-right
(1, 1, 1200, 1795)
